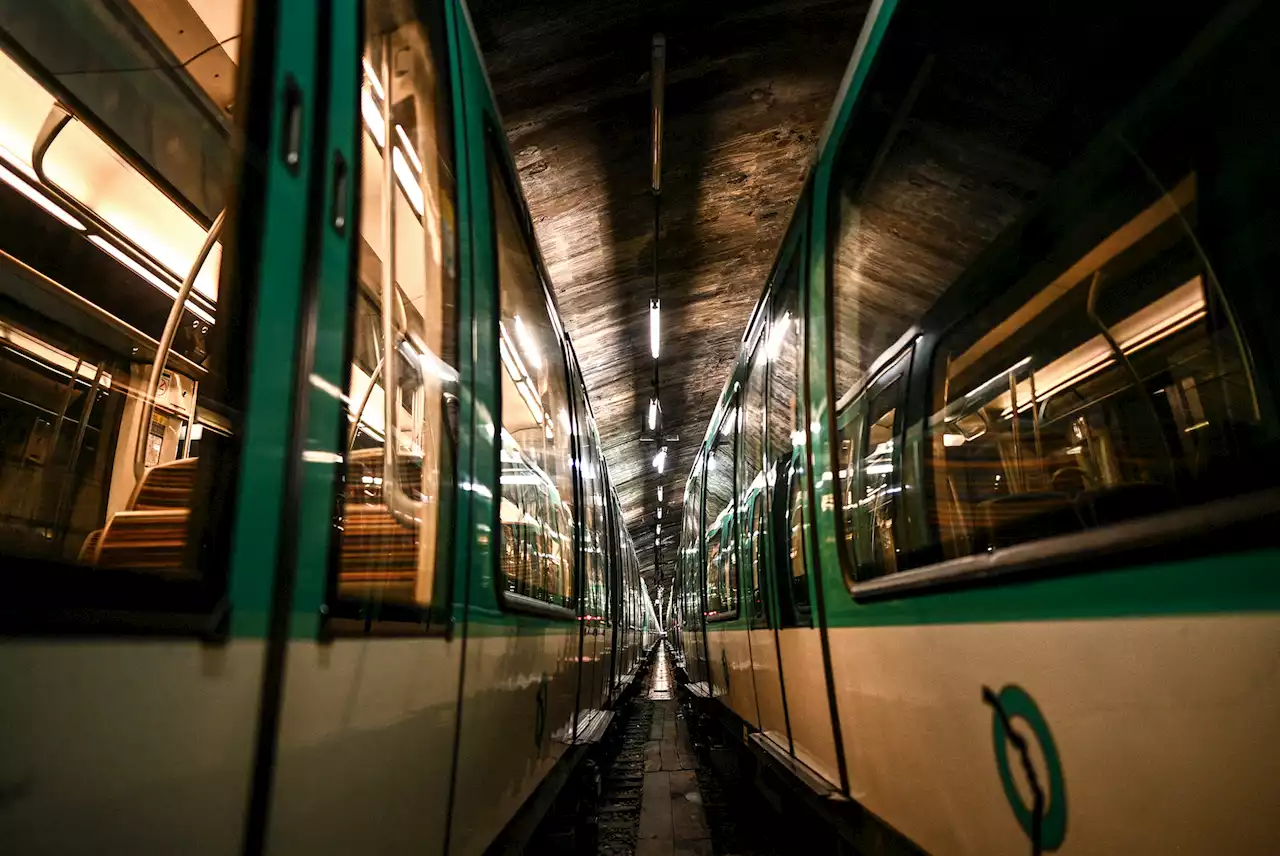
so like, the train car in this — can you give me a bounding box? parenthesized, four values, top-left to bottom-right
(0, 1, 648, 854)
(674, 0, 1280, 853)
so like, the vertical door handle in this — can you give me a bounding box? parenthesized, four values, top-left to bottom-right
(280, 76, 304, 172)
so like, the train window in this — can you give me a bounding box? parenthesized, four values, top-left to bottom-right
(856, 360, 907, 576)
(329, 2, 458, 621)
(0, 1, 249, 612)
(740, 338, 767, 622)
(578, 405, 607, 621)
(684, 456, 704, 615)
(825, 1, 1241, 582)
(766, 253, 807, 617)
(928, 172, 1263, 561)
(704, 403, 738, 620)
(785, 459, 810, 613)
(491, 155, 575, 613)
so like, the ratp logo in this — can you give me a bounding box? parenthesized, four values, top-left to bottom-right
(984, 684, 1067, 853)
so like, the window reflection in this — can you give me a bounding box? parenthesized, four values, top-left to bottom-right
(929, 172, 1259, 560)
(492, 156, 575, 610)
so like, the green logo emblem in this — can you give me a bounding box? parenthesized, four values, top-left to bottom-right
(534, 673, 549, 750)
(984, 684, 1067, 852)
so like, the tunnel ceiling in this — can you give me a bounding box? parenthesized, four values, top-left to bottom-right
(472, 0, 869, 588)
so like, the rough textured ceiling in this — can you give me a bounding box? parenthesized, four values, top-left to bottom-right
(472, 0, 869, 586)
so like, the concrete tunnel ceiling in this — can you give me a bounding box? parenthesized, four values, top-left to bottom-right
(472, 0, 870, 587)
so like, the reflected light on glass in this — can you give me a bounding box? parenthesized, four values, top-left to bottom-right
(513, 314, 543, 370)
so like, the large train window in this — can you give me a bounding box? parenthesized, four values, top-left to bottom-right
(491, 153, 575, 614)
(330, 1, 458, 622)
(0, 1, 248, 615)
(928, 173, 1263, 560)
(704, 401, 738, 620)
(765, 253, 807, 618)
(827, 1, 1239, 583)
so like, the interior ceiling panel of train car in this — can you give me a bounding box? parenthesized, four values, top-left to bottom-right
(472, 0, 870, 585)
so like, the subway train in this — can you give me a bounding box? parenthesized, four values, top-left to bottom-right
(671, 0, 1280, 854)
(0, 1, 652, 855)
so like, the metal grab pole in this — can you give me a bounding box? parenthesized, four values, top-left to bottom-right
(134, 209, 225, 480)
(379, 38, 420, 528)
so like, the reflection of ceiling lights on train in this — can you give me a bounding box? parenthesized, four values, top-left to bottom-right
(996, 278, 1208, 419)
(499, 320, 545, 425)
(513, 315, 543, 370)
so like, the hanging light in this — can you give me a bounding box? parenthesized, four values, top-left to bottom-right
(647, 397, 658, 430)
(657, 507, 663, 519)
(650, 298, 661, 359)
(657, 485, 663, 502)
(653, 446, 667, 473)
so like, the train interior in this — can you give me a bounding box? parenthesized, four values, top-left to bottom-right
(0, 0, 464, 617)
(0, 0, 238, 575)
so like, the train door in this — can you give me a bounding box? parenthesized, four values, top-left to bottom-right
(263, 0, 469, 853)
(768, 223, 843, 787)
(0, 0, 324, 852)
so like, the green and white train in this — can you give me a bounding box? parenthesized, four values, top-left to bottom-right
(672, 0, 1280, 853)
(0, 1, 650, 854)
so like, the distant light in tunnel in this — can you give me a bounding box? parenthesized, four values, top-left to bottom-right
(650, 298, 661, 359)
(647, 397, 657, 430)
(657, 506, 662, 519)
(657, 485, 663, 502)
(653, 446, 667, 474)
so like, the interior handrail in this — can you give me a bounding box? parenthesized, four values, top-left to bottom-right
(134, 209, 225, 480)
(377, 38, 423, 529)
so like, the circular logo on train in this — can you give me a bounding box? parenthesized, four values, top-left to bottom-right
(984, 684, 1067, 851)
(534, 673, 549, 750)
